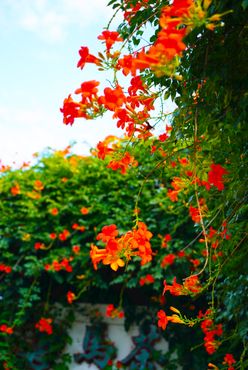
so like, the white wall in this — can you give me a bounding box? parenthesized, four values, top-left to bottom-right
(65, 304, 168, 370)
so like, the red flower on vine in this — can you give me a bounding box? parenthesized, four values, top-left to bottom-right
(139, 274, 155, 286)
(0, 324, 13, 335)
(98, 85, 126, 111)
(0, 264, 12, 274)
(10, 184, 20, 196)
(80, 207, 89, 215)
(77, 46, 100, 70)
(106, 304, 124, 319)
(50, 208, 58, 216)
(96, 224, 119, 242)
(75, 80, 100, 102)
(58, 229, 70, 241)
(34, 180, 44, 191)
(199, 310, 222, 354)
(67, 291, 76, 304)
(49, 232, 57, 239)
(96, 141, 114, 160)
(35, 318, 53, 335)
(34, 242, 45, 250)
(107, 152, 138, 174)
(207, 163, 228, 191)
(60, 95, 85, 125)
(97, 30, 123, 52)
(161, 234, 172, 248)
(163, 276, 202, 296)
(223, 354, 236, 370)
(167, 188, 179, 202)
(161, 253, 176, 267)
(72, 245, 80, 254)
(157, 310, 168, 330)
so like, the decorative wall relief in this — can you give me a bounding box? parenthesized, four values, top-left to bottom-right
(74, 322, 117, 369)
(71, 315, 168, 370)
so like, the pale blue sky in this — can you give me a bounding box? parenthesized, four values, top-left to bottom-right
(0, 0, 174, 168)
(0, 0, 122, 166)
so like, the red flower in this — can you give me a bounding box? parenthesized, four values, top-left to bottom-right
(34, 180, 44, 191)
(72, 245, 80, 254)
(97, 30, 123, 52)
(128, 75, 147, 95)
(72, 224, 85, 232)
(60, 94, 85, 125)
(118, 54, 135, 76)
(161, 253, 176, 267)
(10, 184, 20, 196)
(49, 233, 57, 240)
(60, 258, 73, 272)
(80, 207, 89, 215)
(50, 208, 58, 216)
(59, 229, 70, 241)
(200, 311, 222, 354)
(158, 133, 169, 142)
(97, 224, 119, 242)
(35, 318, 53, 335)
(0, 264, 12, 274)
(0, 324, 13, 335)
(96, 141, 114, 160)
(161, 234, 172, 248)
(178, 157, 189, 166)
(167, 189, 179, 202)
(223, 354, 236, 370)
(189, 205, 201, 223)
(107, 152, 138, 174)
(189, 199, 208, 223)
(106, 304, 115, 317)
(75, 80, 100, 102)
(45, 258, 73, 273)
(98, 85, 126, 111)
(34, 242, 45, 250)
(67, 291, 76, 304)
(184, 275, 202, 294)
(157, 310, 168, 330)
(163, 276, 202, 296)
(177, 250, 185, 258)
(105, 304, 124, 319)
(77, 46, 100, 70)
(207, 163, 228, 191)
(139, 274, 155, 286)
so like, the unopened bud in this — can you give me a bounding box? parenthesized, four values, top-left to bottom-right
(170, 306, 181, 314)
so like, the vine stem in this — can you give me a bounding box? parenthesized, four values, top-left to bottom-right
(13, 277, 38, 327)
(191, 108, 209, 278)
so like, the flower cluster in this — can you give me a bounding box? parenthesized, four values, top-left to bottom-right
(10, 183, 21, 196)
(106, 304, 124, 319)
(199, 221, 231, 252)
(163, 276, 202, 296)
(67, 291, 76, 304)
(0, 324, 13, 335)
(0, 263, 12, 274)
(199, 310, 223, 354)
(35, 318, 53, 335)
(139, 274, 155, 286)
(157, 307, 185, 331)
(44, 257, 73, 273)
(223, 354, 236, 370)
(90, 222, 153, 271)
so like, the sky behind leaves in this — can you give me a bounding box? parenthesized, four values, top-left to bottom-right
(0, 0, 121, 166)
